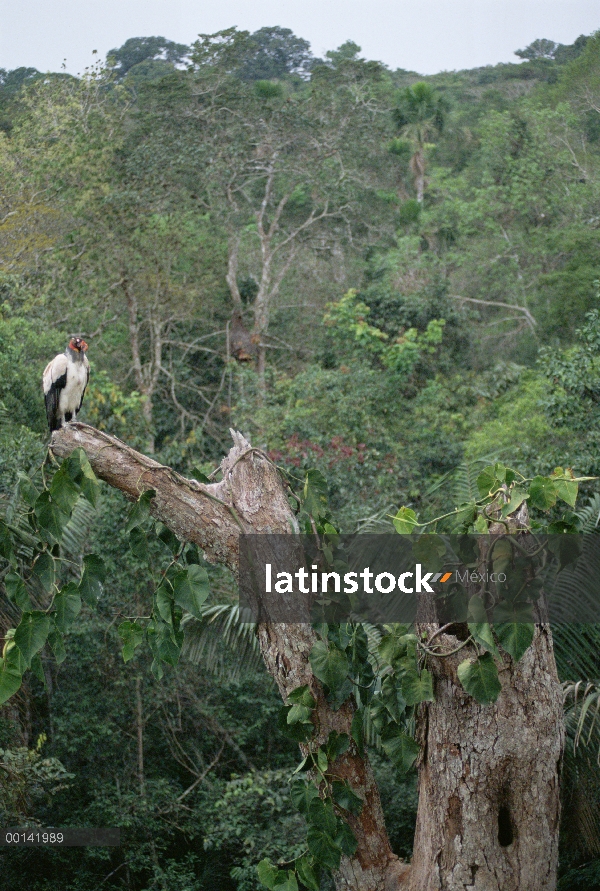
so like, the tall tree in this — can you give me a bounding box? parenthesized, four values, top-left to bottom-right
(40, 421, 564, 891)
(393, 83, 446, 202)
(134, 29, 395, 381)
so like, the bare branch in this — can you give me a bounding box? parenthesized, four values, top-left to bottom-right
(450, 294, 537, 332)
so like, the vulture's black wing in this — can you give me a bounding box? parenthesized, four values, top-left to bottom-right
(43, 354, 68, 432)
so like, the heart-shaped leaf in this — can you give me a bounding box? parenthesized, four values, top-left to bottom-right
(457, 653, 501, 704)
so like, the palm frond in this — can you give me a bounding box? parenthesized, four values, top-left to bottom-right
(554, 625, 600, 682)
(562, 679, 600, 857)
(354, 505, 396, 534)
(61, 496, 97, 561)
(181, 604, 263, 680)
(564, 681, 600, 760)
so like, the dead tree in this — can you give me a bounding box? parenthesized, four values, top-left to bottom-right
(50, 422, 563, 891)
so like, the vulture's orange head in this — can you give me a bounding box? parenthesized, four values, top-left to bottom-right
(69, 336, 88, 352)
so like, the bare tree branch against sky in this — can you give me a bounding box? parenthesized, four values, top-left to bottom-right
(0, 0, 599, 76)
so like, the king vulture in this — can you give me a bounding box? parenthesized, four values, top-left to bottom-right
(43, 337, 90, 432)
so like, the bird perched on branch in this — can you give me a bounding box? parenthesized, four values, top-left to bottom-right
(43, 337, 90, 432)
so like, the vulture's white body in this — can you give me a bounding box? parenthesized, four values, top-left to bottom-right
(43, 345, 90, 431)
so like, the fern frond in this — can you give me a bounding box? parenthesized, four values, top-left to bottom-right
(425, 456, 497, 506)
(575, 494, 600, 533)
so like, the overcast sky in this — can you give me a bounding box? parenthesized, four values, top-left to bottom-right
(1, 0, 598, 76)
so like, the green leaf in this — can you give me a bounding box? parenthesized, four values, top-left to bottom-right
(302, 469, 328, 518)
(257, 859, 280, 890)
(528, 477, 558, 511)
(495, 622, 535, 661)
(287, 685, 316, 708)
(34, 491, 69, 541)
(380, 727, 420, 774)
(553, 477, 578, 508)
(473, 515, 488, 533)
(156, 621, 183, 666)
(392, 506, 418, 534)
(316, 747, 328, 774)
(308, 797, 338, 836)
(172, 564, 210, 619)
(457, 653, 501, 704)
(380, 674, 407, 723)
(155, 584, 174, 624)
(467, 594, 488, 623)
(331, 780, 363, 816)
(306, 828, 341, 870)
(334, 819, 357, 856)
(0, 520, 14, 561)
(18, 472, 40, 507)
(501, 487, 529, 518)
(30, 653, 47, 687)
(125, 489, 156, 533)
(275, 873, 298, 891)
(309, 641, 349, 692)
(412, 535, 446, 569)
(278, 706, 314, 743)
(287, 704, 314, 725)
(295, 853, 320, 891)
(467, 622, 499, 657)
(129, 527, 149, 561)
(48, 628, 66, 664)
(324, 730, 350, 761)
(33, 552, 55, 592)
(257, 861, 298, 891)
(78, 554, 105, 606)
(476, 466, 499, 498)
(156, 523, 181, 555)
(191, 467, 211, 484)
(377, 626, 412, 664)
(455, 501, 477, 527)
(0, 659, 22, 705)
(401, 668, 435, 705)
(118, 621, 144, 663)
(53, 582, 82, 633)
(150, 658, 164, 680)
(14, 612, 51, 668)
(3, 637, 26, 673)
(50, 465, 80, 514)
(290, 778, 320, 815)
(5, 572, 30, 612)
(65, 449, 100, 507)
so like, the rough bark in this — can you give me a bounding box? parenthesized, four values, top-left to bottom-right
(409, 626, 563, 891)
(410, 504, 563, 891)
(50, 422, 402, 891)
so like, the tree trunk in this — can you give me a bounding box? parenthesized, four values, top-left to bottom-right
(50, 423, 403, 889)
(409, 625, 563, 891)
(123, 279, 157, 452)
(49, 423, 564, 891)
(410, 149, 426, 203)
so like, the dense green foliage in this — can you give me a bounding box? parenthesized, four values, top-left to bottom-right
(1, 23, 600, 890)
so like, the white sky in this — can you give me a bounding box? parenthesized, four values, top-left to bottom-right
(0, 0, 598, 76)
